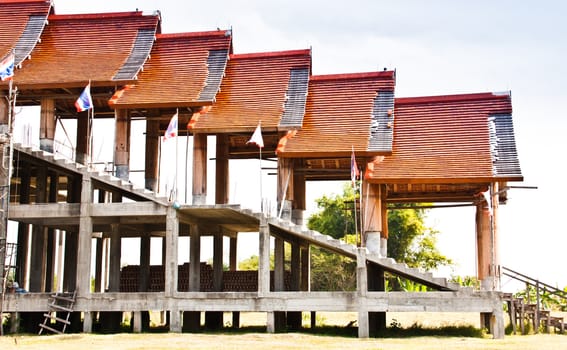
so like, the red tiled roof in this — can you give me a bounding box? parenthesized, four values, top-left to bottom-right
(12, 11, 160, 88)
(110, 30, 232, 109)
(189, 49, 311, 133)
(0, 0, 52, 62)
(366, 92, 519, 183)
(278, 71, 396, 158)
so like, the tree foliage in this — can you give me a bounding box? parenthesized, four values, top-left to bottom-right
(307, 184, 452, 278)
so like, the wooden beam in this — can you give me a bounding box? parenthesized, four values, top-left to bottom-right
(114, 109, 130, 180)
(215, 134, 229, 204)
(39, 97, 55, 152)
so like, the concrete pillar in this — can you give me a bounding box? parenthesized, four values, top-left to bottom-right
(94, 238, 103, 292)
(132, 311, 142, 333)
(39, 97, 55, 153)
(229, 236, 237, 271)
(145, 119, 159, 191)
(356, 248, 369, 338)
(140, 235, 151, 292)
(192, 133, 207, 205)
(29, 166, 47, 292)
(273, 237, 286, 331)
(205, 232, 224, 330)
(258, 220, 270, 295)
(266, 312, 276, 334)
(368, 263, 386, 334)
(83, 312, 93, 333)
(16, 168, 30, 287)
(186, 223, 198, 329)
(114, 109, 130, 180)
(287, 241, 302, 330)
(300, 246, 310, 292)
(76, 176, 93, 296)
(164, 207, 179, 295)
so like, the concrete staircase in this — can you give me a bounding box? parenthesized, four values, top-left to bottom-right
(267, 217, 460, 292)
(15, 144, 170, 205)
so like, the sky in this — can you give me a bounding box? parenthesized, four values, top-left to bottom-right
(13, 1, 567, 290)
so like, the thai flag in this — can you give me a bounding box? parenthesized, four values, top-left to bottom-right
(351, 146, 359, 186)
(75, 83, 93, 112)
(0, 53, 15, 81)
(163, 112, 178, 141)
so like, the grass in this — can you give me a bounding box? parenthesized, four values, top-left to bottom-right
(1, 312, 565, 349)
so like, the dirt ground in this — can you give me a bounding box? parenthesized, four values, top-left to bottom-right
(1, 312, 565, 350)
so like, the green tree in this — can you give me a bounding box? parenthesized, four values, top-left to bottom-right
(307, 185, 357, 239)
(307, 184, 452, 271)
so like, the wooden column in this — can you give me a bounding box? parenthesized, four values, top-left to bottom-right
(215, 134, 229, 204)
(145, 119, 160, 191)
(380, 184, 389, 256)
(364, 184, 382, 254)
(476, 202, 491, 287)
(277, 157, 293, 220)
(192, 133, 207, 205)
(76, 111, 89, 165)
(0, 94, 8, 125)
(114, 109, 130, 180)
(292, 159, 306, 225)
(39, 97, 55, 153)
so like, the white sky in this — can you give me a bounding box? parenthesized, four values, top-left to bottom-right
(15, 1, 567, 289)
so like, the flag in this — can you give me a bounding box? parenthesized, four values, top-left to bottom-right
(247, 123, 264, 148)
(75, 83, 93, 112)
(351, 147, 359, 186)
(163, 112, 178, 141)
(0, 53, 14, 81)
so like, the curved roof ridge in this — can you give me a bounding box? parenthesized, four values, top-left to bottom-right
(230, 48, 311, 60)
(396, 91, 511, 105)
(311, 70, 395, 82)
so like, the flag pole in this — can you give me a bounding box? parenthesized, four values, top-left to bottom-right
(259, 126, 263, 213)
(175, 108, 179, 202)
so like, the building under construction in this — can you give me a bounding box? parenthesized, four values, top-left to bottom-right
(0, 0, 523, 338)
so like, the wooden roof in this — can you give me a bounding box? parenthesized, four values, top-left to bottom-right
(278, 71, 396, 158)
(10, 11, 160, 89)
(110, 30, 232, 109)
(189, 49, 312, 133)
(0, 0, 52, 65)
(366, 92, 523, 184)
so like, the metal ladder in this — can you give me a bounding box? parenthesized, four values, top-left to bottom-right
(38, 291, 76, 335)
(0, 242, 17, 336)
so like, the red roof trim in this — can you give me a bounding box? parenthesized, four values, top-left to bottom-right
(0, 0, 49, 3)
(396, 91, 511, 105)
(48, 11, 146, 21)
(157, 30, 231, 40)
(310, 70, 395, 82)
(230, 48, 311, 60)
